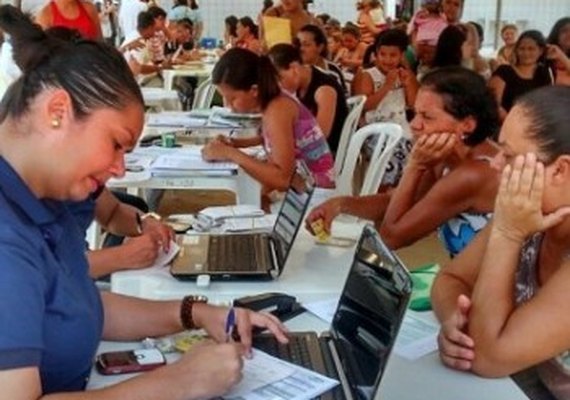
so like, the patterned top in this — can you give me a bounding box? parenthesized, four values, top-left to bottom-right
(262, 93, 335, 189)
(363, 66, 411, 138)
(515, 234, 570, 399)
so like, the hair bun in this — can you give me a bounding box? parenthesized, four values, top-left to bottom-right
(0, 5, 63, 73)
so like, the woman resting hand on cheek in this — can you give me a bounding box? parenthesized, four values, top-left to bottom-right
(432, 86, 570, 400)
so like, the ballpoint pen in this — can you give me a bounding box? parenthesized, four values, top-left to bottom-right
(225, 307, 236, 343)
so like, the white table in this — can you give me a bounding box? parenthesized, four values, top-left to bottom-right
(110, 224, 363, 304)
(106, 145, 262, 208)
(104, 222, 529, 399)
(87, 311, 528, 400)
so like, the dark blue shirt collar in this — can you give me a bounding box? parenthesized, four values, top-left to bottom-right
(0, 156, 62, 226)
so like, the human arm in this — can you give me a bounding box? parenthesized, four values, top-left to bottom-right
(465, 154, 570, 377)
(353, 68, 396, 112)
(547, 44, 570, 75)
(93, 189, 173, 245)
(488, 74, 508, 121)
(431, 224, 491, 371)
(399, 67, 419, 107)
(86, 234, 161, 278)
(305, 192, 392, 235)
(313, 85, 338, 138)
(380, 133, 495, 249)
(202, 96, 297, 191)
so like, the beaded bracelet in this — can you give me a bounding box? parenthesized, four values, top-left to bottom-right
(180, 295, 208, 330)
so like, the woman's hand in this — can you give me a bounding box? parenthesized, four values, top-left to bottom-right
(193, 304, 289, 355)
(546, 44, 568, 63)
(141, 218, 175, 252)
(438, 294, 475, 371)
(409, 133, 457, 170)
(202, 139, 235, 162)
(305, 197, 345, 236)
(168, 341, 244, 399)
(493, 153, 570, 243)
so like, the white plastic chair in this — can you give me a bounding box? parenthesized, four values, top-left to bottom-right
(191, 78, 217, 110)
(336, 122, 403, 196)
(334, 95, 366, 177)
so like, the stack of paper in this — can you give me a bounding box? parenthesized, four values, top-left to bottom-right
(146, 112, 207, 128)
(150, 152, 237, 177)
(199, 205, 265, 221)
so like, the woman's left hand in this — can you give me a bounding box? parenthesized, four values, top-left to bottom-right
(202, 139, 234, 162)
(193, 304, 289, 356)
(493, 153, 570, 243)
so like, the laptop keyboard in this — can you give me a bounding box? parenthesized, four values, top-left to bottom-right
(253, 334, 344, 400)
(208, 234, 267, 272)
(253, 334, 313, 369)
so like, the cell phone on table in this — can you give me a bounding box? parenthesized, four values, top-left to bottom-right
(95, 348, 166, 375)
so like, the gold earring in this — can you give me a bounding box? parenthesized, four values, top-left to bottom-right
(51, 118, 60, 128)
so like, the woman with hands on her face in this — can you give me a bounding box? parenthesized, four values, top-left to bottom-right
(0, 7, 288, 399)
(306, 67, 501, 257)
(432, 86, 570, 399)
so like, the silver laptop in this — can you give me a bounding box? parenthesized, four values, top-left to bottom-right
(252, 225, 413, 399)
(170, 164, 315, 280)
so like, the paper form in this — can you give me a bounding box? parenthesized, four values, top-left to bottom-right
(223, 351, 338, 400)
(223, 349, 295, 398)
(151, 154, 237, 173)
(393, 311, 439, 360)
(303, 298, 339, 324)
(223, 215, 277, 232)
(153, 240, 180, 266)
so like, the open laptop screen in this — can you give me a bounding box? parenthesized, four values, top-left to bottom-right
(272, 168, 314, 271)
(330, 226, 412, 400)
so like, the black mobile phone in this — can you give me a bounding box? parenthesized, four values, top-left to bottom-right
(95, 348, 166, 375)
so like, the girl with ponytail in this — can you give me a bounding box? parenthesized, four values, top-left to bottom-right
(202, 47, 335, 198)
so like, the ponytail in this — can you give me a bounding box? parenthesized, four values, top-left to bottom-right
(212, 48, 280, 110)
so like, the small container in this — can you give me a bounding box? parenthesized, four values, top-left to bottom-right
(161, 132, 176, 148)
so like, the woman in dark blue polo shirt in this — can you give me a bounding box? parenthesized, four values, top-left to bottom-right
(0, 6, 287, 398)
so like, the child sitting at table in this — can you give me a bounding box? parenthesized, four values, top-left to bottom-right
(201, 48, 335, 200)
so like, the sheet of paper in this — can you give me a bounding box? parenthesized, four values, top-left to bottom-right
(223, 349, 295, 397)
(223, 349, 338, 400)
(262, 16, 292, 48)
(200, 205, 265, 221)
(146, 112, 207, 128)
(153, 240, 180, 266)
(151, 154, 237, 172)
(303, 298, 339, 324)
(223, 215, 277, 232)
(393, 311, 439, 360)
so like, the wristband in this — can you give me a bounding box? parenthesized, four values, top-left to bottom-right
(180, 295, 208, 330)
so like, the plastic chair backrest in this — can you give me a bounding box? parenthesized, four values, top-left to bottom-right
(334, 95, 366, 177)
(335, 122, 403, 196)
(192, 78, 217, 110)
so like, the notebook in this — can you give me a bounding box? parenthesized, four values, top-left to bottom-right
(252, 225, 413, 400)
(170, 164, 315, 280)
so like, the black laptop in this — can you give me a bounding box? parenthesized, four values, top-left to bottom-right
(170, 163, 315, 280)
(252, 225, 413, 399)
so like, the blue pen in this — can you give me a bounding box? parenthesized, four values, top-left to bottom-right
(225, 308, 236, 343)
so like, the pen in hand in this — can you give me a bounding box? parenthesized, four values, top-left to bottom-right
(225, 307, 236, 343)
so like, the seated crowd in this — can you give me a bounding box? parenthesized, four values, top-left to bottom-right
(0, 0, 569, 398)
